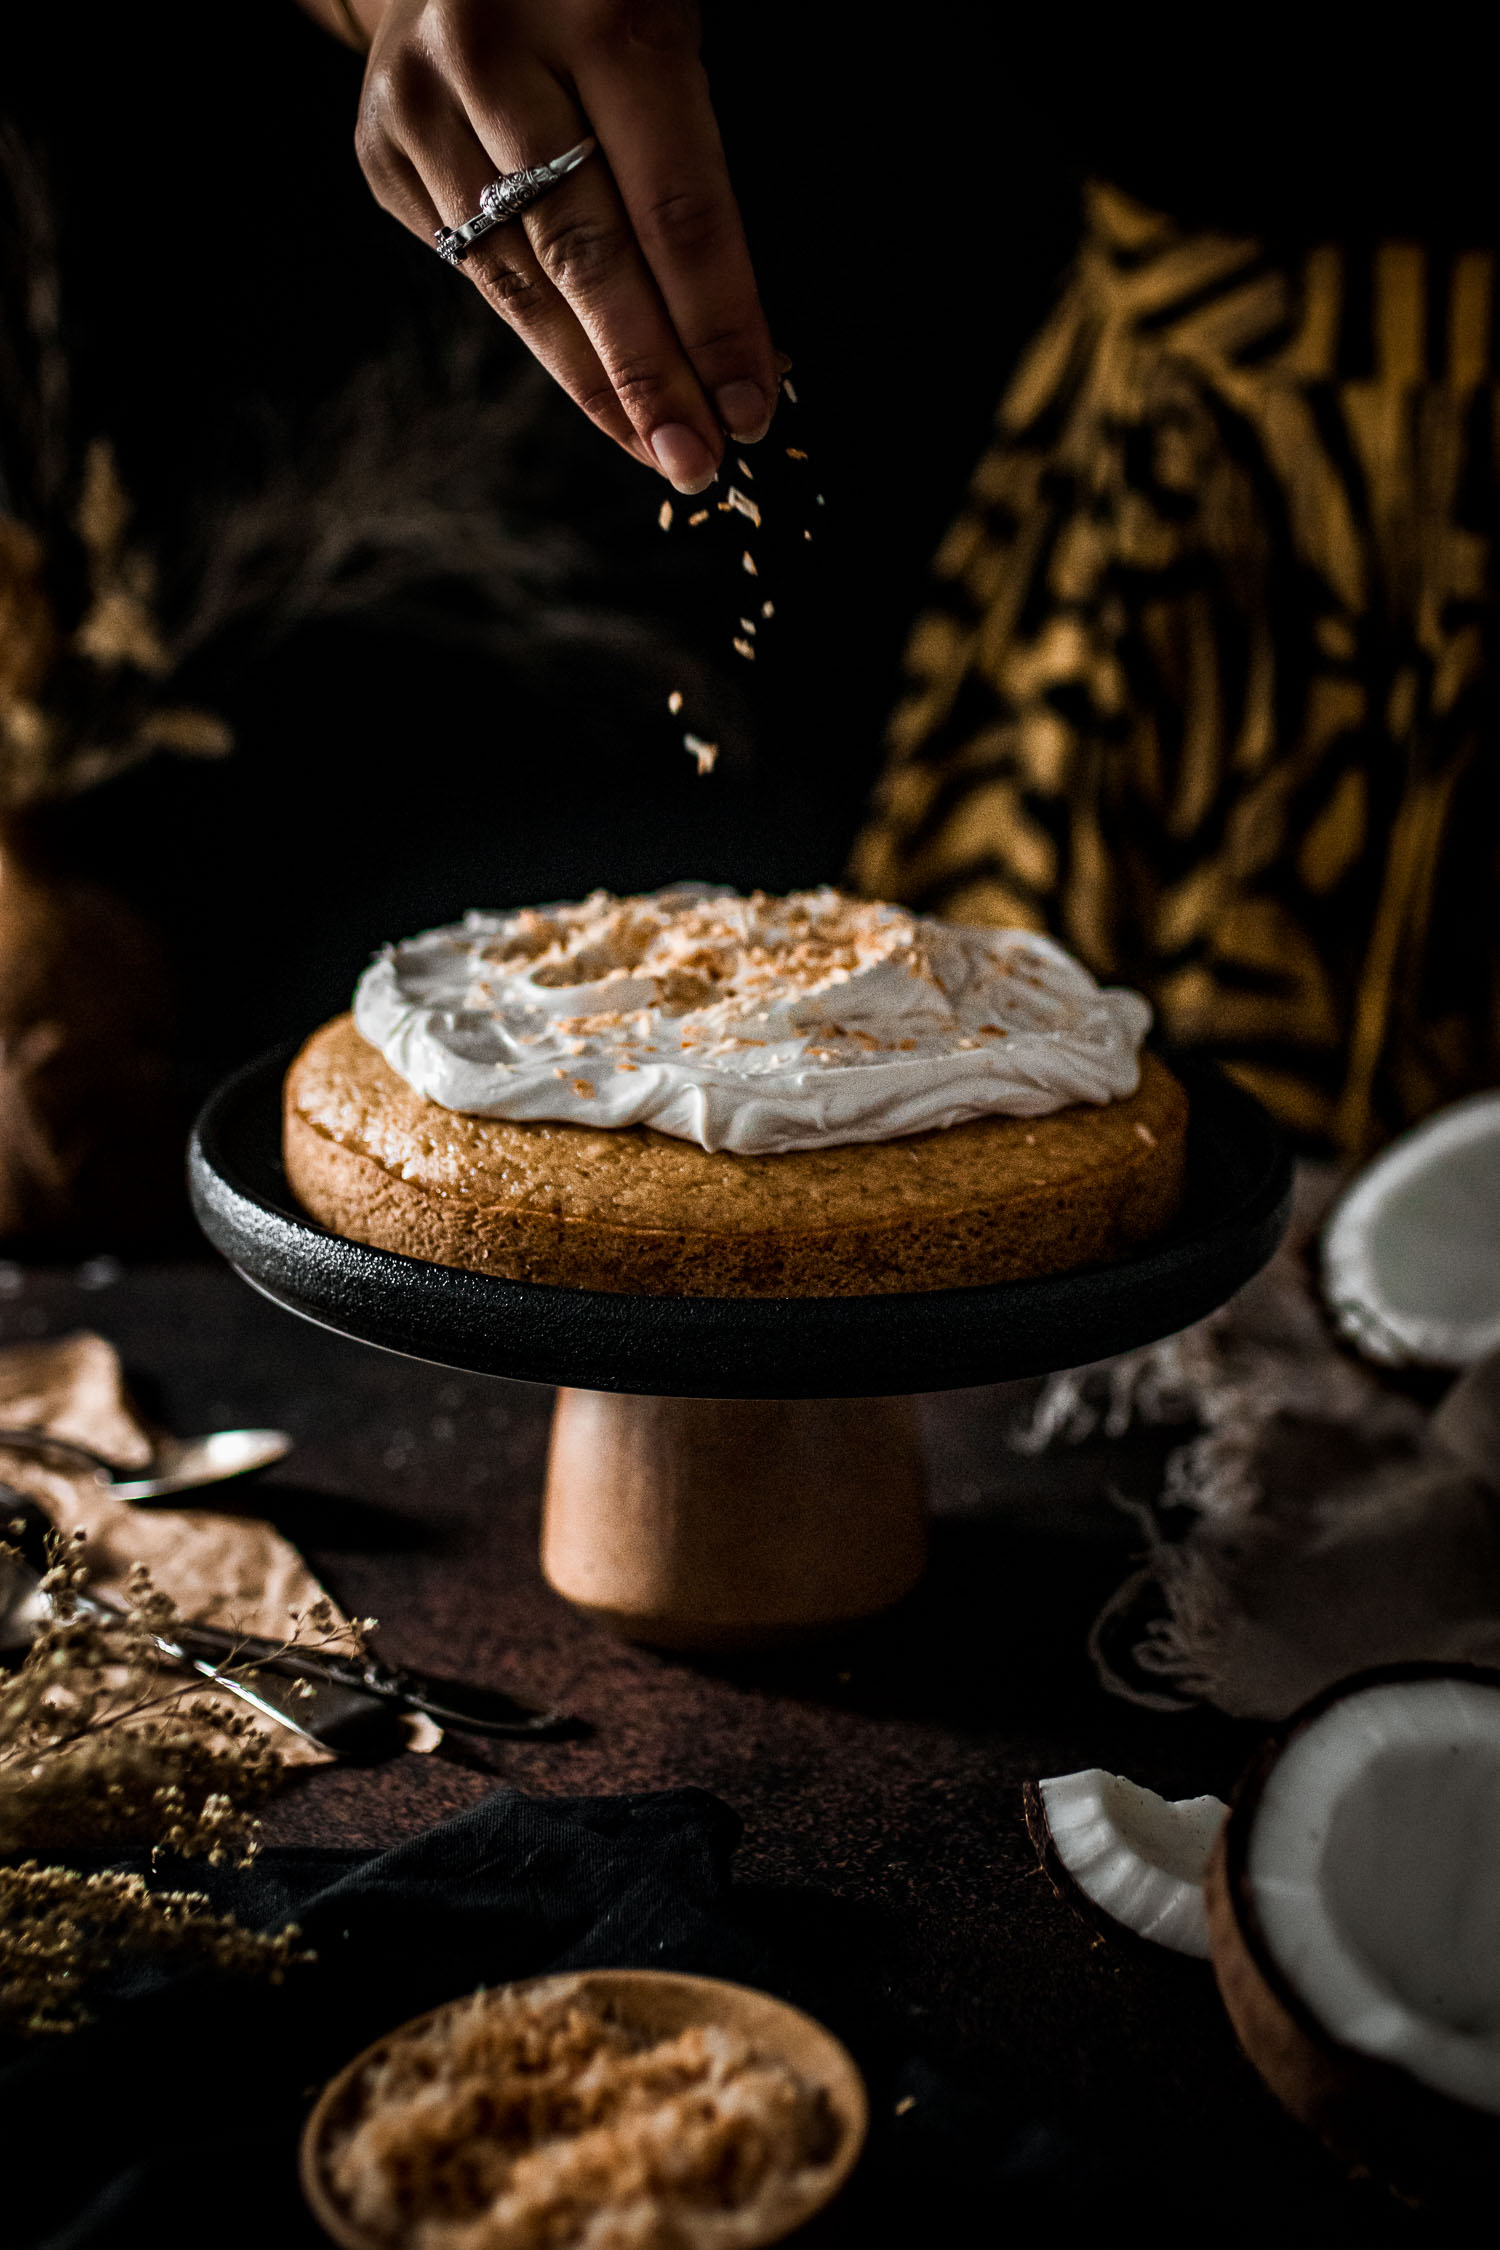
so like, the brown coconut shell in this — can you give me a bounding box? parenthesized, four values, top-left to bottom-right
(1022, 1777, 1125, 1950)
(1205, 1659, 1500, 2202)
(0, 818, 180, 1248)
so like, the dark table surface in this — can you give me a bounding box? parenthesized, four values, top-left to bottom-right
(0, 1253, 1441, 2246)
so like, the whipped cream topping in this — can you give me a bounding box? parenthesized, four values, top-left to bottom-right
(353, 885, 1152, 1156)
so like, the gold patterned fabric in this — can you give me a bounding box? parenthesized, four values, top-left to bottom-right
(853, 184, 1500, 1154)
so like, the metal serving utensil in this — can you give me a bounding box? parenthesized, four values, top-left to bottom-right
(147, 1616, 578, 1738)
(0, 1487, 574, 1741)
(0, 1425, 292, 1500)
(0, 1489, 404, 1761)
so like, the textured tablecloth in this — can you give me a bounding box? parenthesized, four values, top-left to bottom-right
(0, 1253, 1448, 2247)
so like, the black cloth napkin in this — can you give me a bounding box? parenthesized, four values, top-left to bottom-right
(1, 1786, 1125, 2248)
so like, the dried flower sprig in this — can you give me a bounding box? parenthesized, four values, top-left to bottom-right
(0, 1529, 370, 1859)
(0, 1524, 371, 2035)
(0, 1530, 278, 1861)
(0, 127, 229, 811)
(0, 1860, 310, 2039)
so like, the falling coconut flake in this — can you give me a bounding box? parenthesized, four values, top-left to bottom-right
(1322, 1090, 1500, 1367)
(1027, 1770, 1226, 1957)
(667, 690, 683, 715)
(683, 734, 718, 775)
(657, 500, 673, 532)
(742, 552, 758, 576)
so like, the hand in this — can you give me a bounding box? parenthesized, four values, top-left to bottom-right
(350, 0, 778, 491)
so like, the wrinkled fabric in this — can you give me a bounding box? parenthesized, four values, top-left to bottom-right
(1017, 1165, 1500, 1719)
(0, 1788, 790, 2248)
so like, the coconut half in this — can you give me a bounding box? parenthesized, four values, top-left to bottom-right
(1024, 1769, 1226, 1957)
(1206, 1663, 1500, 2195)
(1322, 1091, 1500, 1368)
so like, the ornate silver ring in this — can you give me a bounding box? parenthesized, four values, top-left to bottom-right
(433, 136, 597, 266)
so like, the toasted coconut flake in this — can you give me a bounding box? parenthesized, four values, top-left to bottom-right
(319, 1979, 840, 2250)
(657, 500, 673, 532)
(787, 447, 808, 460)
(783, 378, 799, 403)
(688, 509, 709, 526)
(667, 689, 683, 714)
(742, 551, 758, 575)
(762, 600, 775, 618)
(683, 734, 719, 775)
(733, 637, 755, 662)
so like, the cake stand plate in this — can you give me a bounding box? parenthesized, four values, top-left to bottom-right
(190, 1047, 1291, 1649)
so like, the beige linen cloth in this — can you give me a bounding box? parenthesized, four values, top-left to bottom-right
(0, 1329, 434, 1763)
(1016, 1169, 1500, 1720)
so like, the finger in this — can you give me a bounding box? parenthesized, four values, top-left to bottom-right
(358, 70, 650, 463)
(452, 66, 727, 493)
(573, 34, 777, 445)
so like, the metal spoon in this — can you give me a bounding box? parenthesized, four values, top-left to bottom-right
(0, 1425, 292, 1500)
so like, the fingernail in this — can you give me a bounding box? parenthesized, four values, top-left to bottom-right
(715, 381, 772, 443)
(650, 423, 719, 493)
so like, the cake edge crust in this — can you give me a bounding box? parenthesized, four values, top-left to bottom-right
(282, 1025, 1188, 1299)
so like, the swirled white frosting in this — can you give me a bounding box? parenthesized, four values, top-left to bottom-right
(353, 885, 1152, 1156)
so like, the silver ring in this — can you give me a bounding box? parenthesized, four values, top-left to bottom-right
(433, 136, 597, 266)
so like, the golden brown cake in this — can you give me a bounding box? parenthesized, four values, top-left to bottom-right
(284, 1013, 1187, 1297)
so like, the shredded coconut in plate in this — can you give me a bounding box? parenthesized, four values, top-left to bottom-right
(324, 1979, 837, 2250)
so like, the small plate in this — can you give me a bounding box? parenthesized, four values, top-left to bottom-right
(300, 1968, 868, 2250)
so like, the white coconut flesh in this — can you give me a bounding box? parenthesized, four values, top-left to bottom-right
(1037, 1769, 1227, 1958)
(1247, 1677, 1500, 2114)
(1322, 1090, 1500, 1367)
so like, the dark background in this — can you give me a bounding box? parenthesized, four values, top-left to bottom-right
(4, 2, 1493, 1097)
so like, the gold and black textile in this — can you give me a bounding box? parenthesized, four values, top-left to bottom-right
(853, 184, 1500, 1154)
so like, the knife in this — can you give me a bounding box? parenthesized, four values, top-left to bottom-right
(1, 1487, 573, 1741)
(0, 1496, 403, 1761)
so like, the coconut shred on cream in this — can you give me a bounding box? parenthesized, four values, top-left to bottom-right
(353, 885, 1152, 1156)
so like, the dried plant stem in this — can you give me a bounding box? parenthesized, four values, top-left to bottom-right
(0, 1530, 360, 2033)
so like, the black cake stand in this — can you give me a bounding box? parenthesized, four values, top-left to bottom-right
(190, 1049, 1291, 1649)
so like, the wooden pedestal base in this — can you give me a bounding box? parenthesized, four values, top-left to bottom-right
(541, 1390, 928, 1651)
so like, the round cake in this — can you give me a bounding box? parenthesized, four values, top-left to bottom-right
(283, 886, 1188, 1298)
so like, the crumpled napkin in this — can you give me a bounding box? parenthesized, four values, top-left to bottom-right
(1016, 1167, 1500, 1720)
(0, 1329, 408, 1765)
